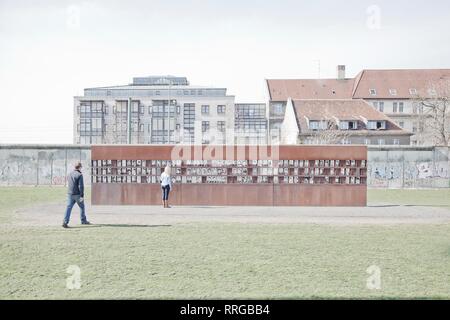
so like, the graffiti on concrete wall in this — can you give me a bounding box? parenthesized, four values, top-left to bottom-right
(368, 151, 450, 188)
(0, 154, 35, 185)
(368, 164, 403, 188)
(0, 146, 448, 188)
(0, 147, 91, 186)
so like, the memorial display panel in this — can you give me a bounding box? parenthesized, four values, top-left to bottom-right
(91, 145, 367, 206)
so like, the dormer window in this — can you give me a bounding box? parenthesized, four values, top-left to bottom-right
(367, 120, 386, 130)
(339, 121, 357, 130)
(309, 120, 330, 131)
(309, 120, 319, 130)
(409, 88, 417, 95)
(369, 89, 377, 96)
(389, 89, 397, 96)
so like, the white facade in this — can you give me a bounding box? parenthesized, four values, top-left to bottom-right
(74, 77, 236, 145)
(367, 99, 431, 145)
(280, 99, 299, 144)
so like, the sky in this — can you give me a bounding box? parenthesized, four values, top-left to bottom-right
(0, 0, 449, 143)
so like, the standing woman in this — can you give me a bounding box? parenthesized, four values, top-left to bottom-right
(160, 165, 172, 208)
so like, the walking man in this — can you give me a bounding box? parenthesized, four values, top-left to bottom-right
(63, 162, 90, 228)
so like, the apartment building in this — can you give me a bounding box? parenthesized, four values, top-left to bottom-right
(74, 76, 235, 145)
(266, 67, 450, 145)
(280, 99, 412, 145)
(351, 69, 450, 145)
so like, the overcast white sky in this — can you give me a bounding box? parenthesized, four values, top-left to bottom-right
(0, 0, 449, 143)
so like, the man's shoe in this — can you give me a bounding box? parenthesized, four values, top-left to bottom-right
(62, 223, 69, 228)
(81, 221, 91, 225)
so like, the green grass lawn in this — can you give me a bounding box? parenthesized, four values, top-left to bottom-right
(368, 188, 450, 207)
(0, 187, 90, 223)
(0, 187, 450, 299)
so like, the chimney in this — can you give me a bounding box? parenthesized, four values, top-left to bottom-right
(337, 65, 346, 80)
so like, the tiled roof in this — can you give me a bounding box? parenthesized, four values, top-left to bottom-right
(267, 69, 450, 101)
(352, 69, 450, 99)
(267, 79, 354, 101)
(291, 99, 411, 135)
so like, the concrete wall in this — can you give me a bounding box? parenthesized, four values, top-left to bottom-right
(0, 145, 91, 186)
(368, 146, 450, 188)
(1, 144, 449, 188)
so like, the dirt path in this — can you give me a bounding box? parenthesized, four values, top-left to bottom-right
(10, 202, 450, 227)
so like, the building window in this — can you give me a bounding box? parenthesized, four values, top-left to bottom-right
(202, 121, 210, 132)
(367, 121, 386, 130)
(130, 102, 139, 113)
(373, 102, 378, 109)
(340, 121, 349, 130)
(379, 102, 384, 112)
(183, 103, 195, 143)
(399, 121, 404, 128)
(273, 103, 284, 114)
(217, 121, 226, 132)
(217, 105, 226, 114)
(369, 89, 377, 96)
(309, 121, 319, 130)
(151, 118, 175, 144)
(393, 102, 398, 113)
(389, 89, 397, 96)
(139, 124, 144, 132)
(339, 121, 357, 130)
(393, 139, 400, 145)
(399, 102, 404, 113)
(378, 139, 385, 145)
(364, 138, 371, 145)
(409, 88, 417, 95)
(201, 105, 210, 114)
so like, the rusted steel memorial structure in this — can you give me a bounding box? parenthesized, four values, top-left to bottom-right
(91, 145, 367, 206)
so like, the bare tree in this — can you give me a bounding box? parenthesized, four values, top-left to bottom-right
(414, 79, 450, 146)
